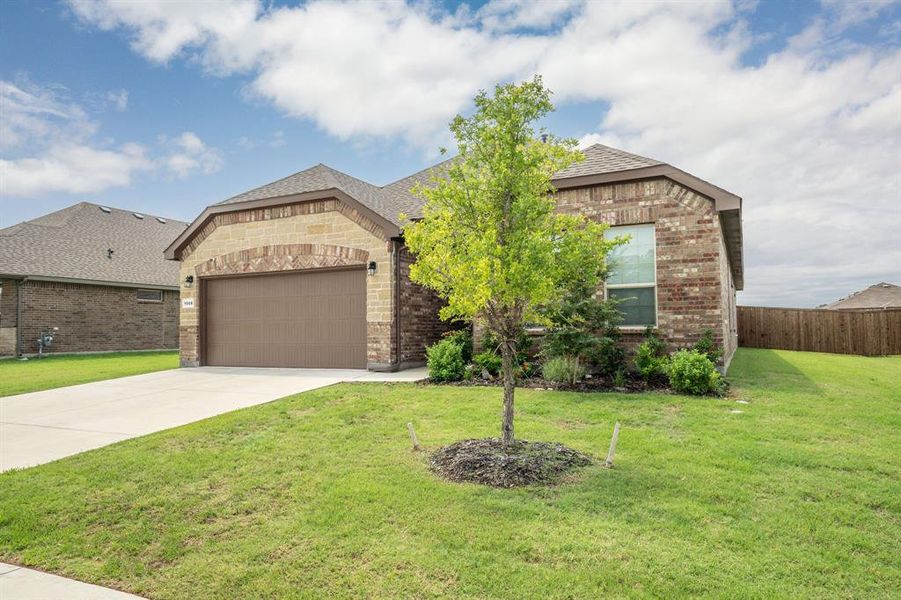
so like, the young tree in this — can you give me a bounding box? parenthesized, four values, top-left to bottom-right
(404, 76, 620, 445)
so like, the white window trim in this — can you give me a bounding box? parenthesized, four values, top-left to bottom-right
(604, 224, 658, 330)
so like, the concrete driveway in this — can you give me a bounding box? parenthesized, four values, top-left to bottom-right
(1, 366, 425, 472)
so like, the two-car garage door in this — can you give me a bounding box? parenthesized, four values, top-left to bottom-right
(203, 268, 367, 369)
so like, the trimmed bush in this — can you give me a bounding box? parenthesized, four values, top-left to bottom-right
(542, 356, 586, 385)
(692, 329, 723, 364)
(666, 349, 723, 395)
(443, 329, 473, 363)
(634, 328, 668, 381)
(426, 338, 466, 382)
(473, 351, 503, 376)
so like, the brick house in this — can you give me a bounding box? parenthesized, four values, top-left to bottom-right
(0, 203, 186, 357)
(166, 144, 743, 371)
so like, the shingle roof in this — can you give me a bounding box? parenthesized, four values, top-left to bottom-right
(554, 144, 662, 178)
(0, 202, 188, 288)
(171, 142, 741, 288)
(212, 145, 659, 224)
(822, 282, 901, 310)
(380, 157, 455, 220)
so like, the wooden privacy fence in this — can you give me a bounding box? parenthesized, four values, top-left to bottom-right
(738, 306, 901, 356)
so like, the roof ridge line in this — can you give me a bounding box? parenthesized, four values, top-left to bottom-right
(584, 143, 662, 165)
(317, 163, 381, 190)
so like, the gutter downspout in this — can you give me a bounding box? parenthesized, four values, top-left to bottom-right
(15, 278, 25, 357)
(393, 239, 402, 371)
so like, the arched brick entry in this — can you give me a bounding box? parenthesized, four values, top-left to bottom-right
(195, 243, 370, 277)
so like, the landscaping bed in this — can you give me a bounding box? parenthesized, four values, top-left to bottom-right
(420, 374, 672, 393)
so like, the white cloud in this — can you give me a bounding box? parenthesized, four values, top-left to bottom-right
(67, 0, 545, 146)
(65, 0, 259, 65)
(0, 80, 151, 196)
(475, 0, 582, 32)
(821, 0, 899, 28)
(107, 89, 129, 111)
(0, 80, 95, 151)
(0, 79, 222, 197)
(161, 131, 224, 178)
(0, 144, 151, 196)
(62, 0, 901, 306)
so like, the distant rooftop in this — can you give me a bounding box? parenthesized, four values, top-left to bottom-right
(821, 282, 901, 310)
(0, 202, 188, 288)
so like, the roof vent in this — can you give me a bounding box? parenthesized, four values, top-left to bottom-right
(99, 206, 111, 213)
(133, 212, 144, 219)
(155, 217, 167, 224)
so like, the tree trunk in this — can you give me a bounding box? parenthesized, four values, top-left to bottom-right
(500, 339, 516, 446)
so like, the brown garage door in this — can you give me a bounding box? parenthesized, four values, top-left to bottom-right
(203, 268, 366, 368)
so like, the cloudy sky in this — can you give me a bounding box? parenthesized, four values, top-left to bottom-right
(0, 0, 899, 307)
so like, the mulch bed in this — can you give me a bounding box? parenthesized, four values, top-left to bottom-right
(429, 438, 594, 488)
(420, 375, 672, 394)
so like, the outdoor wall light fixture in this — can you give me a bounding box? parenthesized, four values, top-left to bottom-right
(184, 275, 194, 288)
(367, 261, 377, 276)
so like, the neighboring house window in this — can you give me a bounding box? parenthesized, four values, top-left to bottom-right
(136, 289, 163, 303)
(604, 224, 657, 327)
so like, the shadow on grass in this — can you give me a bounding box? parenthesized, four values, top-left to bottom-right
(728, 348, 820, 395)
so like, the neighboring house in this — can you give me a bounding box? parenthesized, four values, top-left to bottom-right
(166, 144, 743, 371)
(0, 202, 187, 356)
(820, 282, 901, 310)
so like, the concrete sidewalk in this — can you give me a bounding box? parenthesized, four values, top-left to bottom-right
(1, 366, 426, 471)
(0, 563, 145, 599)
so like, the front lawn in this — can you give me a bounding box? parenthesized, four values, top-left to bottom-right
(0, 351, 178, 397)
(0, 349, 898, 598)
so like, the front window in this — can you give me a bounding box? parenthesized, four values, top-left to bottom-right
(136, 289, 163, 303)
(604, 224, 657, 327)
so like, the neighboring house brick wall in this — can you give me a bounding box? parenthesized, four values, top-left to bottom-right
(11, 280, 177, 355)
(555, 177, 728, 359)
(397, 245, 455, 364)
(176, 199, 396, 368)
(0, 279, 18, 355)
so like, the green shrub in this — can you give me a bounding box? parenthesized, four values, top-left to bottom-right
(666, 349, 723, 395)
(442, 328, 473, 363)
(426, 338, 465, 382)
(612, 367, 627, 388)
(692, 329, 723, 363)
(540, 284, 623, 375)
(590, 336, 626, 376)
(634, 327, 668, 381)
(473, 351, 503, 376)
(542, 356, 586, 385)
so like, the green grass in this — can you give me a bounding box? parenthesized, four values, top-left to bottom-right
(0, 349, 899, 598)
(0, 351, 178, 397)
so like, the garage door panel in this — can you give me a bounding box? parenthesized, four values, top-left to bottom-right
(204, 268, 367, 368)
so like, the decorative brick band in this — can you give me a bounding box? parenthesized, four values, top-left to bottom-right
(180, 198, 386, 260)
(663, 180, 713, 213)
(196, 243, 370, 277)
